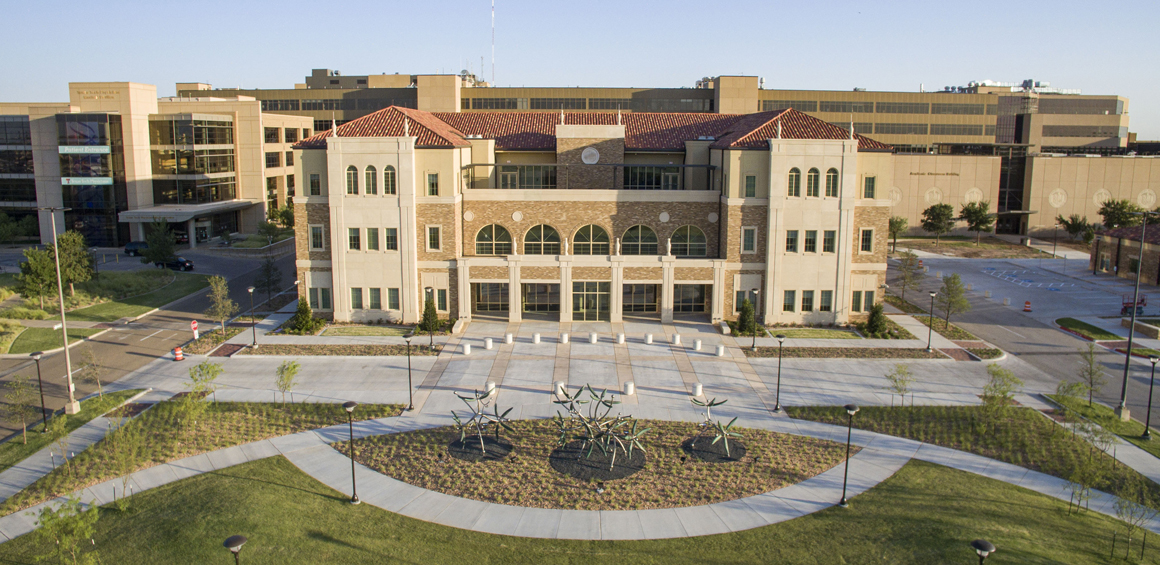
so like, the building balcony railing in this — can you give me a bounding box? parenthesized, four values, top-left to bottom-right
(461, 163, 718, 191)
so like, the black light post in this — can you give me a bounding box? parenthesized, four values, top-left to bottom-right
(773, 334, 786, 412)
(1052, 224, 1059, 258)
(424, 286, 435, 350)
(343, 400, 360, 504)
(1144, 356, 1158, 440)
(926, 290, 937, 353)
(970, 539, 996, 564)
(404, 333, 415, 411)
(247, 286, 257, 349)
(223, 535, 247, 565)
(751, 288, 761, 352)
(1119, 211, 1155, 421)
(30, 352, 48, 430)
(839, 403, 859, 508)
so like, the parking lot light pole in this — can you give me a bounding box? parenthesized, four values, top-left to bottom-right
(247, 286, 257, 349)
(751, 288, 761, 352)
(926, 291, 937, 353)
(223, 535, 247, 565)
(30, 352, 48, 430)
(343, 401, 360, 504)
(1144, 356, 1158, 440)
(838, 404, 859, 507)
(40, 206, 80, 414)
(1118, 211, 1155, 421)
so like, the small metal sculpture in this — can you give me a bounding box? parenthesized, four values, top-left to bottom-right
(690, 397, 741, 457)
(553, 385, 650, 471)
(451, 388, 513, 454)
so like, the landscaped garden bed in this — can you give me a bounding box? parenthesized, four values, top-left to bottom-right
(899, 236, 1050, 259)
(0, 389, 143, 472)
(343, 419, 851, 511)
(758, 324, 862, 339)
(1056, 317, 1121, 341)
(322, 324, 415, 337)
(745, 347, 944, 359)
(913, 315, 978, 340)
(235, 343, 441, 356)
(966, 348, 1003, 360)
(182, 326, 244, 355)
(884, 294, 926, 315)
(1047, 394, 1160, 460)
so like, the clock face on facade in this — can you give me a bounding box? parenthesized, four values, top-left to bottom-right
(581, 147, 600, 164)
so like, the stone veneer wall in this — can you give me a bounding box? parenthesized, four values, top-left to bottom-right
(294, 202, 331, 262)
(722, 205, 769, 262)
(853, 205, 890, 264)
(556, 137, 624, 190)
(416, 203, 459, 262)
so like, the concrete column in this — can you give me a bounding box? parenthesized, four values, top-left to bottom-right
(610, 257, 624, 322)
(136, 222, 147, 242)
(186, 219, 196, 249)
(457, 259, 471, 320)
(507, 259, 521, 323)
(559, 258, 573, 322)
(711, 259, 726, 322)
(661, 256, 676, 323)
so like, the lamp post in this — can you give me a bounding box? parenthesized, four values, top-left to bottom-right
(970, 539, 996, 564)
(404, 333, 415, 411)
(774, 334, 786, 412)
(223, 535, 247, 565)
(839, 403, 859, 508)
(1118, 211, 1156, 421)
(751, 288, 761, 351)
(926, 290, 937, 353)
(424, 286, 435, 350)
(246, 286, 257, 349)
(1052, 223, 1059, 258)
(1144, 356, 1158, 440)
(39, 206, 80, 414)
(30, 352, 48, 430)
(343, 400, 360, 504)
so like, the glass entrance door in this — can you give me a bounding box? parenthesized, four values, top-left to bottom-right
(522, 283, 560, 314)
(472, 283, 509, 315)
(623, 284, 659, 315)
(673, 284, 710, 313)
(572, 281, 610, 321)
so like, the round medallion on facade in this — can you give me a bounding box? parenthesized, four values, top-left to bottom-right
(463, 210, 475, 222)
(1093, 189, 1111, 206)
(1048, 188, 1067, 209)
(924, 187, 943, 205)
(581, 147, 600, 164)
(707, 212, 719, 223)
(963, 188, 983, 205)
(890, 187, 903, 205)
(512, 211, 524, 222)
(659, 212, 670, 223)
(1138, 189, 1157, 209)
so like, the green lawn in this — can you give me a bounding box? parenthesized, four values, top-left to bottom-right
(0, 390, 142, 472)
(322, 325, 413, 337)
(0, 456, 1152, 564)
(774, 328, 861, 339)
(884, 294, 928, 315)
(231, 233, 292, 248)
(8, 327, 101, 354)
(1048, 394, 1160, 460)
(1057, 317, 1122, 341)
(914, 315, 979, 340)
(67, 273, 210, 322)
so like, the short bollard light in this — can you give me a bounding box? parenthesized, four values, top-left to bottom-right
(693, 339, 702, 351)
(645, 333, 654, 344)
(561, 333, 569, 344)
(838, 403, 859, 508)
(672, 333, 681, 345)
(504, 333, 513, 344)
(617, 333, 625, 344)
(624, 381, 635, 395)
(462, 343, 471, 355)
(484, 337, 493, 350)
(533, 332, 541, 344)
(716, 344, 725, 357)
(223, 535, 247, 565)
(970, 539, 996, 564)
(343, 401, 360, 505)
(692, 382, 703, 397)
(589, 332, 598, 344)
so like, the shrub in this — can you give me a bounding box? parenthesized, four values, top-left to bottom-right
(287, 298, 325, 335)
(0, 307, 50, 320)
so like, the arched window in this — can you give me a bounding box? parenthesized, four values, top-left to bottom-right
(475, 224, 512, 255)
(825, 168, 839, 197)
(622, 225, 658, 255)
(787, 168, 801, 197)
(524, 225, 560, 255)
(806, 168, 820, 197)
(671, 225, 707, 257)
(573, 225, 610, 255)
(383, 165, 397, 195)
(345, 165, 358, 195)
(365, 166, 377, 195)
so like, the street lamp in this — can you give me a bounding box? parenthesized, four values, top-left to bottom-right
(750, 288, 761, 352)
(247, 286, 257, 349)
(38, 206, 79, 414)
(1118, 211, 1157, 421)
(29, 352, 48, 430)
(1052, 223, 1059, 258)
(1144, 356, 1158, 440)
(773, 334, 786, 412)
(970, 539, 996, 564)
(223, 535, 247, 565)
(404, 332, 415, 411)
(838, 403, 859, 508)
(343, 400, 360, 504)
(926, 290, 937, 353)
(424, 286, 435, 350)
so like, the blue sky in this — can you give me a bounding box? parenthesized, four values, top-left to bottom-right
(3, 0, 1158, 137)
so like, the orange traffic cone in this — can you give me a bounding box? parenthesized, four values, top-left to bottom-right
(174, 347, 184, 361)
(1023, 301, 1032, 312)
(918, 259, 924, 268)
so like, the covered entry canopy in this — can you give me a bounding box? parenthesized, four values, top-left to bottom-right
(117, 200, 258, 224)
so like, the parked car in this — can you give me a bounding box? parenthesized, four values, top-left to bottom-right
(173, 231, 189, 244)
(124, 241, 148, 256)
(155, 256, 194, 271)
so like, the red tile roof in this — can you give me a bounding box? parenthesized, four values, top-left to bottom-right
(295, 107, 891, 152)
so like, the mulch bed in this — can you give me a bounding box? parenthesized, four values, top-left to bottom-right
(110, 402, 152, 419)
(952, 340, 989, 348)
(211, 344, 244, 357)
(549, 440, 646, 481)
(939, 348, 975, 362)
(682, 437, 747, 463)
(746, 347, 947, 359)
(967, 348, 1004, 360)
(448, 436, 512, 463)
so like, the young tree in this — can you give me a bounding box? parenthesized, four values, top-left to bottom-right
(736, 298, 755, 336)
(921, 203, 956, 245)
(275, 360, 301, 404)
(1076, 343, 1108, 407)
(77, 344, 106, 398)
(883, 363, 914, 407)
(17, 215, 38, 239)
(189, 360, 223, 403)
(279, 205, 295, 229)
(1056, 214, 1090, 241)
(419, 293, 440, 348)
(257, 221, 281, 245)
(982, 364, 1023, 417)
(935, 273, 971, 329)
(16, 246, 57, 309)
(1098, 198, 1143, 229)
(143, 218, 176, 265)
(289, 297, 322, 335)
(107, 418, 145, 512)
(1113, 485, 1159, 559)
(888, 216, 908, 253)
(48, 415, 71, 478)
(254, 255, 283, 305)
(55, 230, 94, 296)
(959, 200, 995, 246)
(0, 212, 18, 244)
(34, 493, 100, 565)
(203, 275, 238, 337)
(864, 303, 888, 337)
(2, 375, 38, 444)
(895, 251, 921, 303)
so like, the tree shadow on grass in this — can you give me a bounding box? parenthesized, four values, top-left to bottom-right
(205, 467, 347, 503)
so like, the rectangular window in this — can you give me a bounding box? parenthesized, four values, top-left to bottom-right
(264, 127, 280, 143)
(369, 288, 381, 310)
(744, 175, 756, 198)
(437, 289, 448, 311)
(427, 173, 439, 196)
(366, 227, 379, 251)
(783, 290, 796, 312)
(801, 290, 815, 312)
(348, 228, 360, 250)
(741, 227, 757, 253)
(303, 128, 311, 138)
(427, 226, 441, 250)
(823, 230, 836, 253)
(852, 291, 863, 313)
(1130, 258, 1140, 274)
(820, 291, 833, 312)
(285, 174, 295, 197)
(309, 225, 324, 250)
(785, 230, 799, 253)
(265, 152, 281, 168)
(351, 288, 364, 310)
(804, 230, 817, 253)
(284, 128, 298, 143)
(734, 289, 758, 313)
(309, 287, 332, 310)
(864, 291, 875, 310)
(384, 228, 398, 250)
(861, 229, 874, 252)
(863, 176, 876, 199)
(309, 173, 321, 196)
(875, 102, 930, 114)
(388, 288, 400, 310)
(285, 151, 294, 167)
